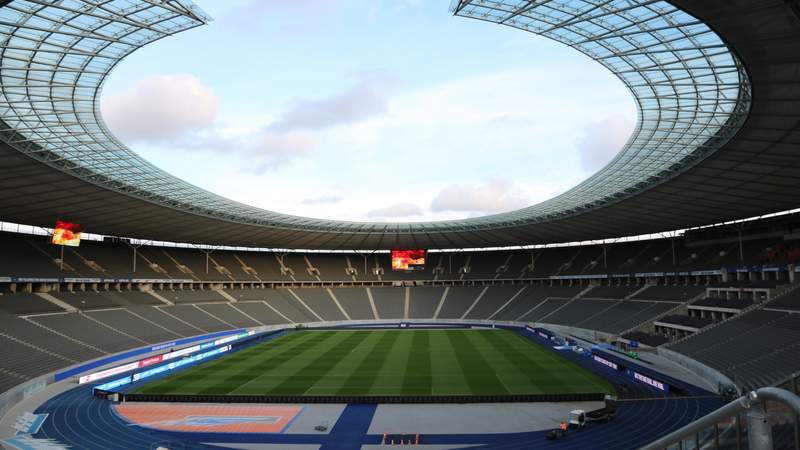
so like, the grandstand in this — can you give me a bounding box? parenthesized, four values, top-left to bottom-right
(0, 0, 799, 449)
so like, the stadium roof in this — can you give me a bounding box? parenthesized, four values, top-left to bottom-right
(0, 0, 797, 249)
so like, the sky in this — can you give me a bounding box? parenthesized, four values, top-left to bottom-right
(100, 0, 636, 223)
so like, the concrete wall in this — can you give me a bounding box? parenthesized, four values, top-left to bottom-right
(0, 375, 50, 421)
(534, 322, 617, 343)
(657, 347, 738, 394)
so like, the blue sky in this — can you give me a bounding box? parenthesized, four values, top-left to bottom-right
(101, 0, 635, 222)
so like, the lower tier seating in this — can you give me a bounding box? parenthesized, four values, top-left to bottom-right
(668, 309, 800, 390)
(1, 284, 798, 398)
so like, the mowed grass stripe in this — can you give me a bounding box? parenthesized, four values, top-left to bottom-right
(370, 329, 414, 395)
(444, 330, 508, 395)
(401, 330, 431, 395)
(227, 330, 358, 395)
(502, 331, 614, 394)
(140, 331, 306, 386)
(263, 331, 372, 395)
(429, 330, 471, 395)
(132, 329, 613, 397)
(197, 331, 335, 394)
(306, 330, 384, 395)
(305, 330, 388, 395)
(134, 331, 320, 394)
(474, 330, 574, 394)
(505, 331, 615, 393)
(335, 330, 401, 395)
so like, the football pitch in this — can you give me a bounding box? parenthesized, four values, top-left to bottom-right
(133, 329, 614, 397)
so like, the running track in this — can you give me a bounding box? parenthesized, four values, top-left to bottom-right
(29, 331, 724, 449)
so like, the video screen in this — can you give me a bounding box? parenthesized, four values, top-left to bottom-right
(391, 249, 426, 271)
(51, 220, 82, 247)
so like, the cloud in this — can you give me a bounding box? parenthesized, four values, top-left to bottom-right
(488, 114, 536, 127)
(301, 195, 342, 205)
(148, 77, 397, 174)
(112, 59, 634, 221)
(102, 74, 218, 142)
(430, 179, 530, 214)
(267, 80, 391, 132)
(366, 203, 423, 218)
(577, 115, 635, 171)
(245, 132, 317, 173)
(158, 127, 314, 174)
(222, 78, 395, 173)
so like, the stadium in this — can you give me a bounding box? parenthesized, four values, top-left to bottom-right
(0, 0, 799, 449)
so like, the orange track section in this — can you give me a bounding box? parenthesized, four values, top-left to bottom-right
(115, 403, 303, 433)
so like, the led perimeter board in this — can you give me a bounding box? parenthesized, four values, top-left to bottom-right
(391, 249, 426, 271)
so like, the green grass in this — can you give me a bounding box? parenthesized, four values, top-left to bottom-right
(133, 329, 614, 397)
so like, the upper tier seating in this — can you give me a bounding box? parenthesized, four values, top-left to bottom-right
(0, 230, 796, 282)
(306, 254, 351, 281)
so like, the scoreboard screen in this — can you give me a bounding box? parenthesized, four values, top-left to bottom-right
(51, 220, 82, 247)
(391, 249, 426, 271)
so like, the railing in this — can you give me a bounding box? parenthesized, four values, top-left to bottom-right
(641, 387, 800, 450)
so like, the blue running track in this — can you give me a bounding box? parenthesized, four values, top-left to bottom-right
(28, 329, 724, 449)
